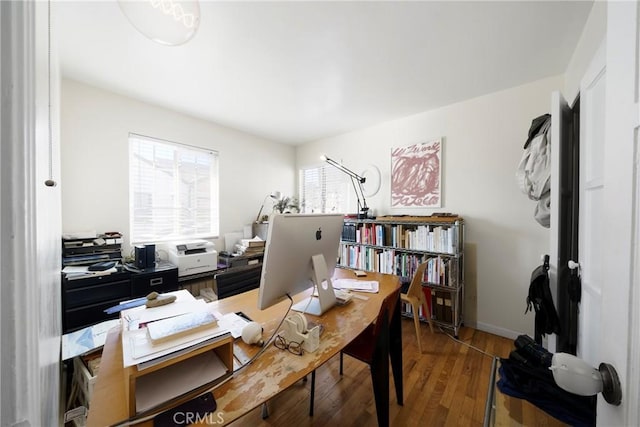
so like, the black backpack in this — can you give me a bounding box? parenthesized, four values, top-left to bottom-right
(525, 256, 560, 344)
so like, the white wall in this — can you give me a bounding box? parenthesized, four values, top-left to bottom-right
(60, 79, 296, 253)
(564, 0, 607, 105)
(297, 76, 564, 338)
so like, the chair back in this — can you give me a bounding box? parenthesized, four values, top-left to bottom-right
(372, 286, 401, 339)
(406, 262, 428, 299)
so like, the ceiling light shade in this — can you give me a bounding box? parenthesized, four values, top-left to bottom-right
(118, 0, 200, 46)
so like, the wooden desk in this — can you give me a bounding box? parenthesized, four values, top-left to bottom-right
(87, 270, 401, 426)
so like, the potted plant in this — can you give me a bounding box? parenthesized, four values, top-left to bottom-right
(273, 196, 300, 214)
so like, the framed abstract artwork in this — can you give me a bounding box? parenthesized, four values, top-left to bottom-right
(391, 138, 442, 208)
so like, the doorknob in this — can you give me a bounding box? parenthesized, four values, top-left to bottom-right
(568, 260, 580, 270)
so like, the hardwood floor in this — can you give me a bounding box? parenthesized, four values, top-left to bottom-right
(231, 319, 567, 426)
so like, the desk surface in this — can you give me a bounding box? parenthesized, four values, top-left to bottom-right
(87, 269, 399, 426)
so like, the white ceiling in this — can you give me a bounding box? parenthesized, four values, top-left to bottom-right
(55, 1, 593, 145)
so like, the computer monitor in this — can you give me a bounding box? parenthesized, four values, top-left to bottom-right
(257, 213, 344, 316)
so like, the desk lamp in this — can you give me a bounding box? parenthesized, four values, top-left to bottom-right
(550, 352, 622, 405)
(321, 155, 369, 219)
(255, 191, 281, 222)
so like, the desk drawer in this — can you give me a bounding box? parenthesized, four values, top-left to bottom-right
(65, 279, 131, 309)
(131, 269, 178, 297)
(64, 299, 122, 333)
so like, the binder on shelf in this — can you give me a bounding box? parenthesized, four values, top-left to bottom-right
(421, 287, 433, 319)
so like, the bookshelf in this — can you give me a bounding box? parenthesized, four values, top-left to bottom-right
(339, 215, 464, 336)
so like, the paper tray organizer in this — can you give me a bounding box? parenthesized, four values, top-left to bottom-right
(125, 334, 233, 417)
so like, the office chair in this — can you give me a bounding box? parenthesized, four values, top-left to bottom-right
(401, 261, 433, 353)
(309, 287, 403, 426)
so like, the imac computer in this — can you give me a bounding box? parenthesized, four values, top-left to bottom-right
(257, 213, 344, 316)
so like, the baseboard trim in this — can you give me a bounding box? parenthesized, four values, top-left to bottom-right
(473, 322, 524, 341)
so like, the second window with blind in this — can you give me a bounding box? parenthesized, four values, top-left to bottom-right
(299, 165, 350, 214)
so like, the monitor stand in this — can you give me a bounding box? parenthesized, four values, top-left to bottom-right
(291, 253, 337, 316)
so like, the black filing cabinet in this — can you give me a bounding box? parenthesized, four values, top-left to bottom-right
(61, 263, 179, 333)
(130, 263, 179, 296)
(62, 270, 131, 333)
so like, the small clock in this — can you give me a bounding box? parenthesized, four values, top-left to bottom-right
(361, 164, 382, 197)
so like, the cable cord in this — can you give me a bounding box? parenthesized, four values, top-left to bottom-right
(232, 294, 293, 374)
(437, 325, 497, 359)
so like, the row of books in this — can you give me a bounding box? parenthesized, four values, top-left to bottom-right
(340, 245, 431, 280)
(340, 244, 460, 286)
(343, 223, 458, 254)
(421, 255, 459, 287)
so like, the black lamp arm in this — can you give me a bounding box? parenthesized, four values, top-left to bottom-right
(323, 155, 369, 218)
(324, 156, 366, 184)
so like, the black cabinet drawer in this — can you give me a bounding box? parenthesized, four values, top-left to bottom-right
(64, 299, 122, 333)
(63, 270, 130, 291)
(131, 268, 178, 296)
(65, 279, 131, 309)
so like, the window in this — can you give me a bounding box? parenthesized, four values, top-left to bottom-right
(129, 134, 219, 243)
(299, 165, 349, 214)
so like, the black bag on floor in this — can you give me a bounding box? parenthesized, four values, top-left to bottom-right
(497, 335, 596, 427)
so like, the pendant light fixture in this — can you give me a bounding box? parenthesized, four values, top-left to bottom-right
(118, 0, 201, 46)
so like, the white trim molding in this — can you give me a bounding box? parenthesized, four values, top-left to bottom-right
(1, 0, 61, 424)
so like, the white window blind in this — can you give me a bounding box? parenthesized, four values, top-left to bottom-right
(299, 165, 349, 214)
(129, 134, 219, 243)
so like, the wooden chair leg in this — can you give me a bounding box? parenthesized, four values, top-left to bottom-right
(309, 369, 316, 416)
(421, 294, 434, 334)
(411, 302, 423, 354)
(339, 351, 344, 375)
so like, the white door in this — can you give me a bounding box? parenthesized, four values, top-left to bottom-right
(580, 2, 639, 425)
(598, 2, 640, 425)
(577, 41, 605, 368)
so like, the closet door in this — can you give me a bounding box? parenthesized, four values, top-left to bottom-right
(576, 42, 605, 369)
(596, 1, 640, 424)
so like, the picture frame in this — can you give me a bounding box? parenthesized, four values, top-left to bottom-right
(391, 138, 442, 208)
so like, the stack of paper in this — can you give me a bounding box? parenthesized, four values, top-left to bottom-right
(332, 278, 379, 293)
(62, 265, 117, 280)
(121, 290, 229, 369)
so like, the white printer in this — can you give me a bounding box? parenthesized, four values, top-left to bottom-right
(165, 240, 218, 277)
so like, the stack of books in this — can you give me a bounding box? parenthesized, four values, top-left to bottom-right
(235, 237, 265, 256)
